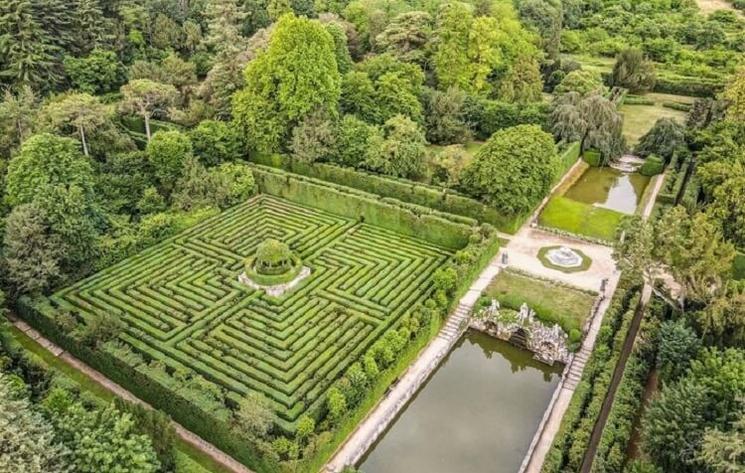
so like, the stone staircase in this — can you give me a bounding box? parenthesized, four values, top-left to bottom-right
(611, 154, 645, 173)
(437, 302, 472, 341)
(563, 345, 591, 389)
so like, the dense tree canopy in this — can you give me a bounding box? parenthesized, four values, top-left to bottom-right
(233, 13, 341, 152)
(4, 133, 93, 207)
(460, 124, 559, 215)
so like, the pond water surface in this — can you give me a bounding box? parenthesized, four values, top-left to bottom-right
(358, 331, 562, 473)
(564, 167, 649, 214)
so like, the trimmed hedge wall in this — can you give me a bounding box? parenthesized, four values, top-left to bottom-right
(250, 143, 581, 235)
(653, 73, 724, 98)
(733, 251, 745, 280)
(583, 150, 602, 167)
(640, 156, 664, 177)
(250, 164, 474, 249)
(467, 98, 550, 140)
(541, 278, 642, 473)
(249, 155, 525, 233)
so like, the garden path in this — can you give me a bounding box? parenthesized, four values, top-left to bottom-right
(521, 170, 666, 473)
(6, 315, 255, 473)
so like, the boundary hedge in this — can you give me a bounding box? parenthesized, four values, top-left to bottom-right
(249, 142, 580, 235)
(250, 164, 475, 249)
(541, 278, 642, 473)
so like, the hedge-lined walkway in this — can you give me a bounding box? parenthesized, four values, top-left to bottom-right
(7, 315, 255, 473)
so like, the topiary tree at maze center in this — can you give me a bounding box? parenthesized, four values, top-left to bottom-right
(250, 239, 296, 276)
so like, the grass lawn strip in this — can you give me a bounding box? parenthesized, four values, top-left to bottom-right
(484, 269, 597, 341)
(538, 196, 625, 242)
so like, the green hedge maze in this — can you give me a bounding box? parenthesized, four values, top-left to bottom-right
(51, 195, 452, 430)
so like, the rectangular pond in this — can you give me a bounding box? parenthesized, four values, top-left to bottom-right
(564, 167, 649, 215)
(358, 331, 562, 473)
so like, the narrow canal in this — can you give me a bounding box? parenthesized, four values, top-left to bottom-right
(359, 330, 562, 473)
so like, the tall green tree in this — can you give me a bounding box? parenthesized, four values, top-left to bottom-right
(364, 114, 427, 178)
(0, 0, 61, 90)
(31, 0, 73, 51)
(550, 91, 625, 162)
(460, 124, 559, 214)
(198, 0, 249, 117)
(611, 48, 656, 93)
(635, 117, 686, 162)
(656, 206, 736, 307)
(721, 66, 745, 122)
(147, 130, 192, 192)
(46, 400, 160, 473)
(554, 69, 606, 96)
(4, 133, 94, 207)
(517, 0, 562, 59)
(119, 79, 179, 142)
(697, 410, 745, 473)
(432, 2, 501, 96)
(375, 11, 432, 64)
(40, 93, 110, 157)
(0, 374, 71, 472)
(3, 203, 62, 293)
(0, 85, 37, 155)
(233, 14, 340, 153)
(71, 0, 108, 54)
(423, 86, 471, 145)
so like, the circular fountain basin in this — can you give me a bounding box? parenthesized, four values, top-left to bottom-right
(545, 246, 583, 268)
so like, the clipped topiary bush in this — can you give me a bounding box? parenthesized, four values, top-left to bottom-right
(583, 149, 602, 167)
(640, 155, 665, 176)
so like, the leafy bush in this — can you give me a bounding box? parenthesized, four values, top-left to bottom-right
(460, 124, 560, 215)
(640, 155, 665, 176)
(583, 150, 602, 167)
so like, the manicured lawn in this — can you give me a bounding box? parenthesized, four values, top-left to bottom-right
(619, 101, 689, 145)
(8, 325, 230, 473)
(484, 270, 597, 340)
(539, 196, 626, 242)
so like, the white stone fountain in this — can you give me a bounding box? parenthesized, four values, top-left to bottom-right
(545, 246, 583, 268)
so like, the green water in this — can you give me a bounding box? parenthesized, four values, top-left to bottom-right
(358, 331, 562, 473)
(564, 167, 650, 214)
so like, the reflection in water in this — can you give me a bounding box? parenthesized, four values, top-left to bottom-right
(564, 167, 650, 215)
(358, 331, 562, 473)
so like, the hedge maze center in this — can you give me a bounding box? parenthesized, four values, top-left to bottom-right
(49, 194, 452, 430)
